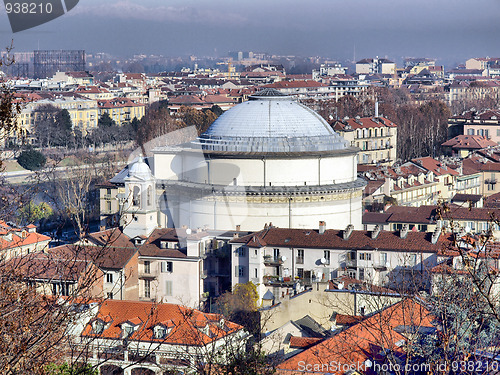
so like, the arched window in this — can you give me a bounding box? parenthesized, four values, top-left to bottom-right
(133, 186, 140, 206)
(147, 186, 152, 207)
(374, 128, 378, 137)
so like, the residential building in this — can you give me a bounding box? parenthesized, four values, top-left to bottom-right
(356, 57, 396, 75)
(277, 299, 433, 375)
(448, 109, 500, 143)
(332, 115, 397, 165)
(72, 299, 248, 375)
(0, 221, 50, 260)
(441, 135, 496, 158)
(97, 98, 146, 125)
(360, 163, 440, 207)
(230, 224, 449, 302)
(364, 204, 500, 234)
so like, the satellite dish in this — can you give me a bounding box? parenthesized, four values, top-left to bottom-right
(320, 257, 327, 264)
(186, 228, 192, 235)
(280, 255, 287, 262)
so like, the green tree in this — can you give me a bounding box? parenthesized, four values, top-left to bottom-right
(97, 112, 115, 128)
(18, 201, 53, 225)
(59, 109, 73, 131)
(45, 363, 98, 375)
(17, 149, 46, 170)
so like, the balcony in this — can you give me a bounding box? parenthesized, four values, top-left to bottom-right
(263, 275, 296, 286)
(264, 255, 283, 266)
(373, 261, 388, 271)
(296, 256, 304, 264)
(345, 259, 357, 268)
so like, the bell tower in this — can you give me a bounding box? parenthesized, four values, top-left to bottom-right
(122, 156, 157, 238)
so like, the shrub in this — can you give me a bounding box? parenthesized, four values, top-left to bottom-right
(17, 149, 46, 171)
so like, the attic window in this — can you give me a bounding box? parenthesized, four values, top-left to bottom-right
(154, 326, 167, 339)
(123, 324, 135, 338)
(92, 320, 104, 334)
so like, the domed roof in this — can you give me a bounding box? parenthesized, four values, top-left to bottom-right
(197, 89, 348, 153)
(128, 156, 152, 179)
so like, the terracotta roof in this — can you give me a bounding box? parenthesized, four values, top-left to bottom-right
(278, 299, 434, 374)
(333, 116, 397, 130)
(334, 314, 363, 325)
(485, 192, 500, 208)
(6, 246, 91, 281)
(451, 193, 482, 203)
(411, 156, 459, 176)
(441, 135, 496, 150)
(0, 221, 50, 251)
(82, 300, 243, 346)
(97, 98, 144, 109)
(289, 336, 324, 349)
(264, 80, 327, 89)
(231, 227, 451, 253)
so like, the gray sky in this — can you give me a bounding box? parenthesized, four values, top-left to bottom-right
(0, 0, 499, 65)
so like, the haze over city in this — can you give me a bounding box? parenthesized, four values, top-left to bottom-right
(0, 0, 499, 65)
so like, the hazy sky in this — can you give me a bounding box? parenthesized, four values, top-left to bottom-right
(0, 0, 499, 65)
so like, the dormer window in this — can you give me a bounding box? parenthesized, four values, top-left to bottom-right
(123, 324, 135, 338)
(92, 319, 105, 334)
(154, 326, 166, 339)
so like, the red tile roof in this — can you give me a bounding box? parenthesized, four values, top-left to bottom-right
(278, 299, 433, 374)
(333, 116, 397, 130)
(82, 300, 243, 346)
(231, 227, 451, 253)
(289, 336, 324, 349)
(441, 135, 496, 150)
(411, 156, 459, 176)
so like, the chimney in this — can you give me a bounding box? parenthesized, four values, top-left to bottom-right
(343, 224, 354, 240)
(375, 101, 379, 118)
(431, 228, 441, 244)
(371, 224, 381, 239)
(319, 221, 326, 235)
(236, 224, 241, 231)
(399, 224, 409, 239)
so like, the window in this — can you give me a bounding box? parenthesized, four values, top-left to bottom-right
(359, 268, 365, 280)
(123, 325, 135, 338)
(236, 266, 245, 277)
(92, 320, 104, 334)
(154, 326, 166, 339)
(133, 186, 140, 206)
(254, 268, 258, 278)
(237, 247, 246, 257)
(323, 250, 330, 264)
(297, 268, 304, 279)
(147, 186, 152, 207)
(408, 254, 417, 267)
(380, 252, 387, 265)
(106, 200, 111, 212)
(165, 281, 172, 296)
(366, 253, 372, 261)
(297, 249, 304, 264)
(107, 292, 113, 300)
(106, 273, 113, 283)
(144, 261, 151, 274)
(273, 248, 280, 261)
(359, 253, 365, 260)
(161, 261, 173, 273)
(144, 279, 151, 298)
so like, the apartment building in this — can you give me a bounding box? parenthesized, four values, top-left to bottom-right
(332, 116, 397, 165)
(230, 224, 448, 302)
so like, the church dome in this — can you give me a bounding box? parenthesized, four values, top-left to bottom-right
(197, 88, 348, 153)
(128, 156, 152, 179)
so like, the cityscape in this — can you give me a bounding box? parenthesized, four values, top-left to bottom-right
(1, 1, 500, 375)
